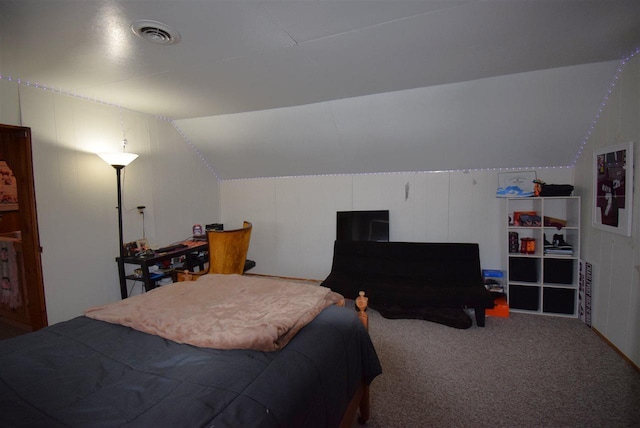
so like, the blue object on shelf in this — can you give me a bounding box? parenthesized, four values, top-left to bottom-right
(482, 269, 504, 278)
(496, 186, 534, 198)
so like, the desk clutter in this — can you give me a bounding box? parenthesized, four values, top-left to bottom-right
(156, 243, 188, 254)
(119, 221, 255, 297)
(121, 238, 209, 295)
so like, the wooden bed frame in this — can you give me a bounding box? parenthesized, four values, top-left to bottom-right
(179, 271, 372, 426)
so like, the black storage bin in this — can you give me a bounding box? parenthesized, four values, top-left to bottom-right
(540, 184, 574, 196)
(509, 285, 539, 311)
(543, 287, 576, 315)
(544, 259, 573, 284)
(509, 257, 537, 282)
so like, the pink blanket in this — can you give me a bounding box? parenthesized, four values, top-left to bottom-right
(84, 274, 344, 351)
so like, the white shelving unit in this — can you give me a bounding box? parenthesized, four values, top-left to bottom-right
(505, 196, 581, 316)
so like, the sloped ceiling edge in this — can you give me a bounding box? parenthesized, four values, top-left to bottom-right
(175, 60, 620, 180)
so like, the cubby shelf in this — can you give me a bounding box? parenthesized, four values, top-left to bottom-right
(505, 196, 581, 317)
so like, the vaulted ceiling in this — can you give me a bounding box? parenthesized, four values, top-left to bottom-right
(1, 1, 638, 179)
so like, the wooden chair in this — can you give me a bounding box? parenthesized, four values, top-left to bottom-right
(177, 221, 252, 281)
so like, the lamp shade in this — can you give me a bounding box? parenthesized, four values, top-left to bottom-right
(98, 152, 139, 167)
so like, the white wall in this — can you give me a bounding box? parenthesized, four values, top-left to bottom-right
(221, 168, 573, 280)
(573, 54, 639, 368)
(0, 79, 20, 126)
(177, 62, 618, 180)
(3, 84, 220, 324)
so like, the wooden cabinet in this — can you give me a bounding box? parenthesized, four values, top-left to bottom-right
(505, 197, 580, 316)
(0, 125, 47, 330)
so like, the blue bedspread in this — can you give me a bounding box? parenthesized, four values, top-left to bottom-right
(0, 304, 381, 427)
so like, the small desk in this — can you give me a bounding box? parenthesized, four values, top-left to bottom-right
(117, 240, 208, 297)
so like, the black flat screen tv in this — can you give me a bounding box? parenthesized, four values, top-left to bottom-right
(336, 210, 389, 242)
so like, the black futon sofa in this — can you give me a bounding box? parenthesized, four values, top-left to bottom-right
(321, 240, 494, 328)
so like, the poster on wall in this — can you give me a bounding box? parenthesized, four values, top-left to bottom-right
(593, 142, 634, 237)
(0, 161, 19, 211)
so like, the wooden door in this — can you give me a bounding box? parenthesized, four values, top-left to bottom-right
(0, 124, 47, 330)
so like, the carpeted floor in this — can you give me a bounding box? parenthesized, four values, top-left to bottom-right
(355, 309, 640, 428)
(4, 281, 637, 427)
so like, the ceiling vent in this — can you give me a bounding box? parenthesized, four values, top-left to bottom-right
(131, 20, 181, 45)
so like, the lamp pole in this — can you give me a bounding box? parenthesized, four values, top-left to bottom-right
(114, 165, 127, 299)
(98, 149, 138, 300)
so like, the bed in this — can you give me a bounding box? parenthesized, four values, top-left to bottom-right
(0, 274, 381, 427)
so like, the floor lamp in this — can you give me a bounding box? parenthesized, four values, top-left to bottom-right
(98, 150, 139, 299)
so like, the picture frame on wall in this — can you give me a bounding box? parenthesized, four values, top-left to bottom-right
(593, 142, 634, 237)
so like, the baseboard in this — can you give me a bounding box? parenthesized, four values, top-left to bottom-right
(592, 326, 640, 373)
